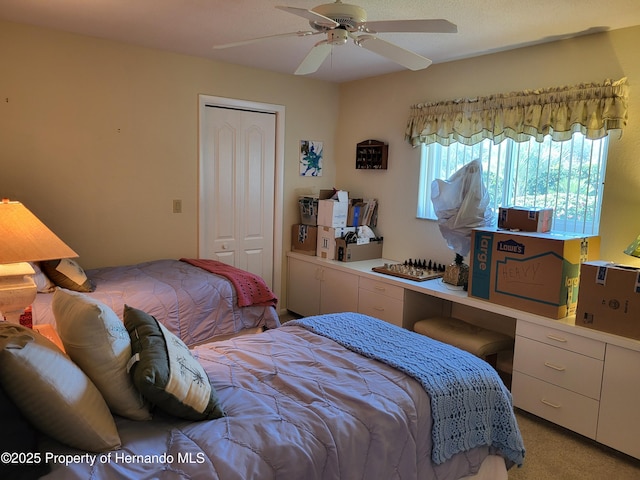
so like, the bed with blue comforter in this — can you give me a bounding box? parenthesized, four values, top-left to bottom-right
(33, 312, 524, 480)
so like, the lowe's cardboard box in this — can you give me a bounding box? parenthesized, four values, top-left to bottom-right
(468, 228, 600, 318)
(575, 261, 640, 339)
(316, 226, 356, 260)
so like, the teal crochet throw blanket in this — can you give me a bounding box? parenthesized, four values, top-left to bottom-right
(285, 313, 525, 466)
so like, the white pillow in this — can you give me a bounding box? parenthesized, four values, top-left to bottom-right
(52, 289, 151, 421)
(0, 323, 121, 452)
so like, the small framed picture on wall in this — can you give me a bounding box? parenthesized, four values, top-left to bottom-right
(300, 140, 323, 177)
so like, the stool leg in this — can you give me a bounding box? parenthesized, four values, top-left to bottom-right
(484, 353, 498, 369)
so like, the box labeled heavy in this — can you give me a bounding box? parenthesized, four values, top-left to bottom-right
(291, 224, 317, 256)
(316, 226, 356, 260)
(575, 261, 640, 339)
(468, 228, 600, 319)
(335, 238, 383, 262)
(317, 190, 349, 228)
(498, 206, 553, 232)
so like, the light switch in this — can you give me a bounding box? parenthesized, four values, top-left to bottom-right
(173, 199, 182, 214)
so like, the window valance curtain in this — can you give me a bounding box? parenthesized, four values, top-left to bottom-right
(405, 77, 628, 147)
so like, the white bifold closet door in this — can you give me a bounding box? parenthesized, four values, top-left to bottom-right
(200, 105, 275, 289)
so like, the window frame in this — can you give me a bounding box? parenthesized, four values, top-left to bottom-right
(417, 133, 610, 235)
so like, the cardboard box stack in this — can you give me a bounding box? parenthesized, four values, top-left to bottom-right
(468, 228, 600, 319)
(575, 261, 640, 339)
(292, 189, 382, 261)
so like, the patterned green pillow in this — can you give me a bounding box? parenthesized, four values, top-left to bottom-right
(41, 258, 95, 292)
(123, 305, 225, 421)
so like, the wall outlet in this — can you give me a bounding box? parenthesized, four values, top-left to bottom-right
(172, 199, 182, 213)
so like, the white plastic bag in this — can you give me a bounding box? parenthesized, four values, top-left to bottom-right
(431, 159, 494, 257)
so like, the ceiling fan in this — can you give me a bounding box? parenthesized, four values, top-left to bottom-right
(213, 1, 457, 75)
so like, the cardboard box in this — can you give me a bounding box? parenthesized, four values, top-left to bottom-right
(468, 228, 600, 319)
(347, 199, 378, 227)
(291, 224, 317, 256)
(335, 238, 383, 262)
(298, 196, 319, 225)
(498, 206, 553, 232)
(316, 226, 356, 260)
(317, 190, 349, 227)
(575, 261, 640, 339)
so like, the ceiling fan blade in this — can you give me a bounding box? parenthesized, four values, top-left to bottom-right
(213, 30, 318, 49)
(295, 42, 333, 75)
(363, 19, 457, 34)
(355, 35, 432, 71)
(276, 6, 340, 28)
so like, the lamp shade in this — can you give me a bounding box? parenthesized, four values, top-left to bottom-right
(624, 234, 640, 258)
(0, 200, 78, 263)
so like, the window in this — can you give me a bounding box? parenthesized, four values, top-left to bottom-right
(417, 133, 609, 235)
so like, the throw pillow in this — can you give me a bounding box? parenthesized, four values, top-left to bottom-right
(40, 258, 95, 292)
(0, 323, 121, 452)
(0, 383, 50, 479)
(123, 305, 225, 421)
(52, 289, 151, 421)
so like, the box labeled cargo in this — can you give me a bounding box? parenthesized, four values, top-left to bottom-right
(575, 261, 640, 339)
(291, 224, 317, 256)
(498, 206, 553, 232)
(317, 190, 349, 227)
(468, 228, 600, 319)
(298, 196, 319, 225)
(335, 238, 383, 262)
(316, 226, 356, 260)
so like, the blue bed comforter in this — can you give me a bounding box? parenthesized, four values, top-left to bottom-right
(286, 313, 525, 466)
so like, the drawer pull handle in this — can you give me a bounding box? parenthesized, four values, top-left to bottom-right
(546, 334, 568, 343)
(541, 399, 561, 409)
(373, 306, 385, 312)
(544, 362, 566, 372)
(374, 286, 386, 292)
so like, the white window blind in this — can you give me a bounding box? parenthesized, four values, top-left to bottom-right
(417, 133, 609, 235)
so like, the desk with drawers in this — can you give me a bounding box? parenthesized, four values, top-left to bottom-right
(287, 251, 640, 459)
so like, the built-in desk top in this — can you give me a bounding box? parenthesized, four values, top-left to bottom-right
(287, 251, 640, 352)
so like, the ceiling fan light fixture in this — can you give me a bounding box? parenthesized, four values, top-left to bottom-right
(312, 1, 367, 30)
(327, 28, 349, 45)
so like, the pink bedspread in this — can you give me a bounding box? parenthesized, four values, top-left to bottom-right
(180, 258, 278, 308)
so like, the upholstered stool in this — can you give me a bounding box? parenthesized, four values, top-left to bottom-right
(413, 316, 514, 369)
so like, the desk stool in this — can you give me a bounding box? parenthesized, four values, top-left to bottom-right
(413, 316, 514, 370)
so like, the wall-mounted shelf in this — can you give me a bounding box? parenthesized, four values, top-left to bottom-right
(356, 139, 388, 170)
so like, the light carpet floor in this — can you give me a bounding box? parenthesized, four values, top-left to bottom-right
(508, 409, 640, 479)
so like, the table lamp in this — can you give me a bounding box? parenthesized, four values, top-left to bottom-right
(624, 234, 640, 258)
(0, 199, 78, 323)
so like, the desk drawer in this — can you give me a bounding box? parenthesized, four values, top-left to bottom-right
(359, 277, 404, 300)
(512, 372, 599, 439)
(514, 336, 603, 399)
(358, 288, 403, 327)
(516, 321, 605, 359)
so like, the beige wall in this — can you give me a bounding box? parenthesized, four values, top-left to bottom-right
(0, 20, 340, 304)
(3, 20, 640, 312)
(336, 26, 640, 267)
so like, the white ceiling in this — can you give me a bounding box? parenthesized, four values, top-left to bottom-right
(2, 0, 640, 83)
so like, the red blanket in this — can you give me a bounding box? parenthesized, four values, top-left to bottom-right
(180, 258, 278, 308)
